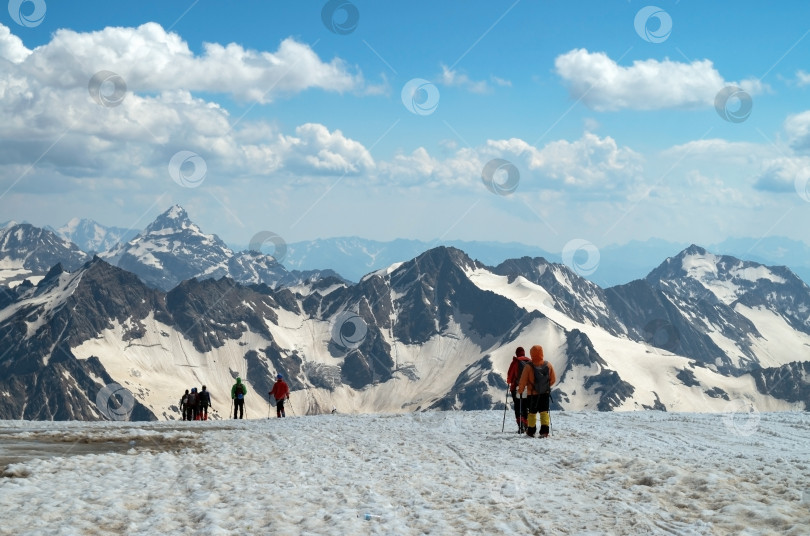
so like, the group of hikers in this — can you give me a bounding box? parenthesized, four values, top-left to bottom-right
(179, 385, 213, 421)
(179, 375, 290, 420)
(506, 345, 557, 438)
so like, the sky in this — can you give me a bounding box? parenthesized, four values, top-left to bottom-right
(1, 0, 810, 257)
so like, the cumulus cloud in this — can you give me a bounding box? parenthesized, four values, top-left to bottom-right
(8, 22, 362, 103)
(278, 123, 374, 175)
(796, 70, 810, 87)
(523, 132, 643, 190)
(0, 21, 376, 192)
(0, 24, 29, 63)
(378, 132, 642, 195)
(784, 111, 810, 152)
(554, 49, 766, 111)
(753, 157, 810, 193)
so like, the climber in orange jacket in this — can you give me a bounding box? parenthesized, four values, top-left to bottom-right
(517, 345, 556, 438)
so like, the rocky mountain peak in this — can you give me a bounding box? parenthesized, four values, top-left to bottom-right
(144, 205, 193, 233)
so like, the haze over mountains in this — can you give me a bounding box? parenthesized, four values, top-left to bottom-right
(0, 205, 808, 421)
(8, 208, 810, 287)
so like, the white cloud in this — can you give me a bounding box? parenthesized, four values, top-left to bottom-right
(14, 22, 363, 103)
(522, 132, 643, 190)
(753, 157, 810, 193)
(278, 123, 374, 175)
(554, 49, 766, 111)
(0, 22, 376, 191)
(438, 65, 510, 94)
(796, 70, 810, 87)
(378, 132, 643, 196)
(0, 24, 29, 63)
(784, 111, 810, 152)
(684, 170, 755, 207)
(661, 139, 772, 165)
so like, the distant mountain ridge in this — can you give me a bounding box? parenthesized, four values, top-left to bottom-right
(50, 218, 139, 254)
(19, 209, 810, 288)
(238, 236, 810, 288)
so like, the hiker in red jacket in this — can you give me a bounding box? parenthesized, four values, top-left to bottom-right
(269, 375, 290, 418)
(506, 347, 531, 433)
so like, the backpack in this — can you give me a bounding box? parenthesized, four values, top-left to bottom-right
(532, 363, 550, 395)
(199, 391, 210, 406)
(515, 359, 529, 386)
(235, 384, 245, 400)
(187, 392, 197, 406)
(181, 394, 188, 407)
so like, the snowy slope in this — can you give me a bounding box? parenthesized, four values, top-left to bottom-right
(0, 223, 89, 286)
(647, 247, 810, 370)
(468, 269, 803, 412)
(1, 411, 808, 535)
(70, 292, 509, 419)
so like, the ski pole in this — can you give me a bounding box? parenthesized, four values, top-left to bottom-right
(501, 386, 509, 432)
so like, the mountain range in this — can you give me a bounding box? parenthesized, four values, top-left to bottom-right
(0, 207, 808, 420)
(14, 210, 810, 287)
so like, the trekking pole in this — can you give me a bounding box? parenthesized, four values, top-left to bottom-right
(230, 399, 233, 419)
(549, 393, 554, 437)
(501, 387, 509, 432)
(288, 393, 296, 417)
(518, 396, 522, 433)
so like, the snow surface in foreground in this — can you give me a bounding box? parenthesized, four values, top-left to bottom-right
(1, 411, 809, 536)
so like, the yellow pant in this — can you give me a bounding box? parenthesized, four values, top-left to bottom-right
(527, 411, 550, 427)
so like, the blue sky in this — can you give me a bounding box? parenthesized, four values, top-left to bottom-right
(2, 0, 810, 259)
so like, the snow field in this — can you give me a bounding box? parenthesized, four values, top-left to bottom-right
(1, 411, 808, 535)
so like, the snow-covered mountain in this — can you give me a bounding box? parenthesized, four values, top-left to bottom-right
(102, 205, 342, 291)
(1, 243, 807, 421)
(640, 245, 810, 370)
(490, 246, 810, 374)
(51, 218, 139, 254)
(0, 222, 90, 288)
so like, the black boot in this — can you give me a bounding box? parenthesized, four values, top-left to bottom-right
(539, 425, 549, 438)
(526, 426, 536, 438)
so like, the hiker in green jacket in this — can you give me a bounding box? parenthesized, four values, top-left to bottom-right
(231, 377, 248, 419)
